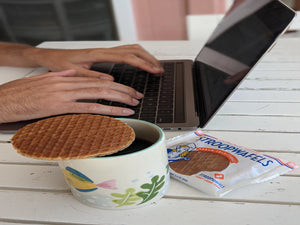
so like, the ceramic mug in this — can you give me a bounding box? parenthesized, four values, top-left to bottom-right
(58, 118, 170, 209)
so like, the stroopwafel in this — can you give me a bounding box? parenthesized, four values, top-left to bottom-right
(169, 151, 230, 175)
(11, 114, 135, 160)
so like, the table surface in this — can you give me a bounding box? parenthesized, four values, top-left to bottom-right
(0, 37, 300, 225)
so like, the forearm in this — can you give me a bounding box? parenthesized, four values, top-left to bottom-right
(0, 43, 163, 77)
(0, 42, 43, 67)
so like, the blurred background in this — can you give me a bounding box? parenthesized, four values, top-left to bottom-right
(0, 0, 299, 45)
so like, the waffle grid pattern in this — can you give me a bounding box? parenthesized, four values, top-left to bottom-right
(12, 114, 135, 160)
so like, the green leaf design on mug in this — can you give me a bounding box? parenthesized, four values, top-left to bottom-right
(111, 188, 141, 207)
(137, 175, 165, 205)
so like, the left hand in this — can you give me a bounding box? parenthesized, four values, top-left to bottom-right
(29, 44, 164, 80)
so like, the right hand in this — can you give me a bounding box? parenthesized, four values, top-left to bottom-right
(0, 69, 143, 123)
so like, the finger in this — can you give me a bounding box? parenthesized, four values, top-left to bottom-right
(14, 73, 143, 99)
(46, 69, 77, 77)
(89, 46, 164, 74)
(61, 102, 135, 116)
(98, 52, 163, 74)
(117, 46, 164, 73)
(122, 55, 163, 74)
(85, 80, 144, 99)
(65, 87, 141, 106)
(74, 66, 114, 80)
(39, 77, 143, 99)
(115, 44, 162, 68)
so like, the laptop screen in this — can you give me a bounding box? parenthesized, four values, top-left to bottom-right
(193, 0, 295, 127)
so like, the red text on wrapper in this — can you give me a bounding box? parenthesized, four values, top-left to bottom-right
(214, 173, 225, 180)
(195, 147, 238, 163)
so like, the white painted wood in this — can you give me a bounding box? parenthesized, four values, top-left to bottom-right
(0, 135, 12, 142)
(0, 190, 299, 225)
(0, 143, 56, 164)
(0, 164, 66, 190)
(229, 90, 300, 102)
(0, 67, 36, 85)
(218, 102, 300, 116)
(254, 62, 300, 70)
(205, 115, 300, 132)
(238, 79, 300, 90)
(247, 70, 300, 80)
(167, 176, 300, 202)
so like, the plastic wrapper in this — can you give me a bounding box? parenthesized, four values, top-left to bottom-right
(166, 129, 297, 197)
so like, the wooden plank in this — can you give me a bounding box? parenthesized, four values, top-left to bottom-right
(0, 67, 34, 85)
(205, 115, 300, 133)
(0, 190, 299, 225)
(0, 135, 12, 142)
(0, 156, 299, 198)
(218, 102, 300, 116)
(262, 39, 300, 62)
(247, 70, 300, 80)
(166, 176, 300, 202)
(253, 62, 300, 70)
(0, 164, 66, 191)
(238, 79, 300, 90)
(0, 143, 55, 165)
(229, 90, 300, 102)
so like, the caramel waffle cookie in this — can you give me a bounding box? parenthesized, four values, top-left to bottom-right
(12, 114, 135, 160)
(169, 150, 230, 175)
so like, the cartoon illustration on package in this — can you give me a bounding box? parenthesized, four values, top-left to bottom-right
(167, 143, 196, 163)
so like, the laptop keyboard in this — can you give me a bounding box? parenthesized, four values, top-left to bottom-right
(92, 62, 184, 124)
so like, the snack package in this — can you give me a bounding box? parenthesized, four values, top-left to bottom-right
(166, 129, 297, 197)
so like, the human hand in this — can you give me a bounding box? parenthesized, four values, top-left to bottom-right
(28, 44, 164, 80)
(0, 69, 143, 123)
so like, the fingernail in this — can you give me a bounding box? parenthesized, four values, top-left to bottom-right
(123, 108, 135, 115)
(132, 98, 140, 105)
(136, 91, 144, 98)
(153, 66, 163, 72)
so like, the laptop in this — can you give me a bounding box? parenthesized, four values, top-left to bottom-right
(0, 0, 296, 132)
(89, 0, 296, 130)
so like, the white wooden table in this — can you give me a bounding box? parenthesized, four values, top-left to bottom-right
(0, 38, 300, 225)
